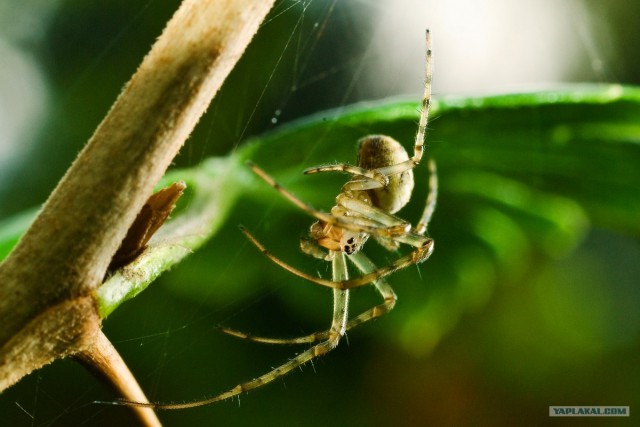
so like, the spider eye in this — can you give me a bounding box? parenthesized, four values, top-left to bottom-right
(341, 232, 364, 255)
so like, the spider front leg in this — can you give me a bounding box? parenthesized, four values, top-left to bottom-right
(304, 164, 389, 191)
(239, 225, 432, 291)
(246, 161, 405, 237)
(365, 29, 433, 179)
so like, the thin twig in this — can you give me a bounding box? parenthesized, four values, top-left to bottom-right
(76, 331, 161, 427)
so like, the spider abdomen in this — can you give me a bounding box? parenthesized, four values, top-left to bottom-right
(356, 135, 414, 214)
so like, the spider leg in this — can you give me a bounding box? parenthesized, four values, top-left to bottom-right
(415, 28, 433, 165)
(240, 225, 433, 290)
(218, 325, 326, 345)
(413, 158, 437, 235)
(300, 236, 331, 260)
(336, 193, 410, 230)
(343, 252, 397, 330)
(365, 29, 432, 178)
(326, 203, 430, 248)
(220, 251, 396, 346)
(113, 253, 350, 409)
(330, 160, 437, 241)
(304, 164, 389, 190)
(216, 238, 329, 345)
(247, 161, 403, 236)
(334, 193, 432, 246)
(338, 238, 434, 289)
(240, 225, 345, 289)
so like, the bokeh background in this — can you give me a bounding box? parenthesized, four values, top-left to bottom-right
(1, 0, 639, 425)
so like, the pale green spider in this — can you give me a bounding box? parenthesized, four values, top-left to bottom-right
(119, 29, 436, 410)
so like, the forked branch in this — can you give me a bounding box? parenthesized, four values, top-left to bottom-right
(0, 0, 275, 421)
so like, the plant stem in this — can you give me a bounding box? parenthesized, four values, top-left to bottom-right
(0, 0, 275, 396)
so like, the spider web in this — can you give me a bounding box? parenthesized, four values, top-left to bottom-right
(0, 0, 624, 425)
(1, 2, 395, 425)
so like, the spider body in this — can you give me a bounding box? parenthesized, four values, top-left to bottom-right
(308, 135, 414, 258)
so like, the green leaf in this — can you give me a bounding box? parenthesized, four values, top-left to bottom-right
(1, 85, 639, 344)
(203, 83, 638, 356)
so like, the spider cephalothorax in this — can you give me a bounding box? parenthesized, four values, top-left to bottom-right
(309, 219, 369, 255)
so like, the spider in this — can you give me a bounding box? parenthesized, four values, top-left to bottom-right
(118, 29, 436, 410)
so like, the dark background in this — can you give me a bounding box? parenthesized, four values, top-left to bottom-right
(0, 1, 639, 426)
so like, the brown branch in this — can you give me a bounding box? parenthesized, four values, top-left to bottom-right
(0, 0, 275, 399)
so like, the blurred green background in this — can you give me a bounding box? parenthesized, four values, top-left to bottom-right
(1, 1, 639, 426)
